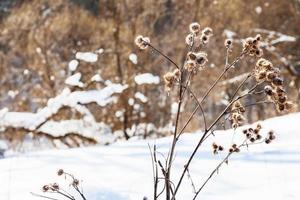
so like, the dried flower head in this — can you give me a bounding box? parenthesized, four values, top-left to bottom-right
(254, 58, 293, 112)
(51, 183, 59, 191)
(242, 35, 263, 57)
(163, 69, 181, 91)
(230, 144, 240, 153)
(202, 27, 213, 37)
(184, 60, 197, 72)
(224, 39, 233, 49)
(185, 33, 194, 46)
(173, 69, 180, 77)
(189, 22, 201, 34)
(57, 169, 64, 176)
(265, 138, 271, 144)
(72, 179, 79, 186)
(135, 35, 150, 50)
(201, 34, 209, 44)
(187, 52, 197, 61)
(212, 142, 223, 154)
(195, 52, 208, 67)
(42, 185, 49, 192)
(230, 100, 246, 128)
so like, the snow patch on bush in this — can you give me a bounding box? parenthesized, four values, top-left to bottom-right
(75, 52, 98, 62)
(134, 73, 160, 85)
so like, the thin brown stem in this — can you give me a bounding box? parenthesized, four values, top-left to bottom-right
(147, 43, 181, 70)
(31, 193, 60, 200)
(186, 167, 197, 194)
(172, 70, 252, 199)
(176, 85, 207, 138)
(166, 69, 184, 200)
(192, 139, 249, 199)
(177, 51, 245, 140)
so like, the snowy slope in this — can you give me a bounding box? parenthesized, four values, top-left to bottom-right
(0, 113, 300, 200)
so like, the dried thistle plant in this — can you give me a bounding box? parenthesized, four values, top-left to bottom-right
(32, 169, 86, 200)
(136, 21, 294, 200)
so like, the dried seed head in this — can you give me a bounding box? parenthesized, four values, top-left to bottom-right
(51, 183, 59, 190)
(265, 138, 271, 144)
(276, 87, 285, 94)
(224, 39, 233, 48)
(266, 72, 277, 82)
(163, 72, 175, 82)
(185, 33, 194, 46)
(173, 69, 180, 78)
(72, 179, 79, 186)
(195, 52, 208, 66)
(285, 101, 295, 111)
(187, 52, 197, 61)
(201, 34, 209, 44)
(255, 49, 263, 57)
(212, 142, 218, 149)
(231, 100, 246, 128)
(185, 60, 197, 72)
(264, 85, 273, 96)
(135, 35, 150, 50)
(163, 72, 176, 91)
(278, 96, 287, 104)
(268, 130, 274, 135)
(189, 22, 201, 34)
(232, 123, 238, 129)
(57, 169, 64, 176)
(272, 77, 283, 86)
(213, 149, 218, 154)
(256, 134, 262, 140)
(218, 146, 224, 151)
(202, 27, 213, 36)
(257, 71, 266, 80)
(269, 134, 276, 140)
(256, 123, 262, 129)
(250, 137, 256, 143)
(255, 34, 262, 41)
(276, 103, 285, 112)
(42, 185, 49, 192)
(256, 58, 273, 70)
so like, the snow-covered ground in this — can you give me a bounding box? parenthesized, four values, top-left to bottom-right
(0, 113, 300, 200)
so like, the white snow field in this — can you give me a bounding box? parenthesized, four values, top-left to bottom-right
(0, 112, 300, 200)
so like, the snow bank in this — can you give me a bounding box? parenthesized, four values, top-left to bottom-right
(0, 84, 127, 138)
(0, 113, 300, 200)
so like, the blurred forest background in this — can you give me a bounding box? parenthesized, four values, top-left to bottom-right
(0, 0, 299, 151)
